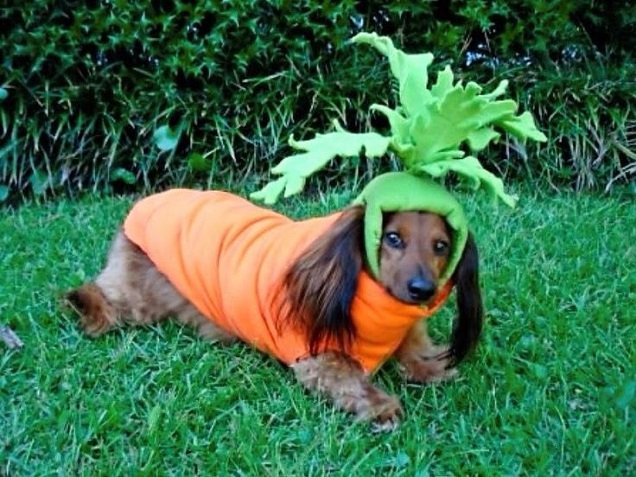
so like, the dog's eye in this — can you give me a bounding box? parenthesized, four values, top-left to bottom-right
(384, 232, 404, 249)
(434, 240, 449, 255)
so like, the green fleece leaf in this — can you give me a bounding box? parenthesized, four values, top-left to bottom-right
(481, 79, 509, 100)
(498, 111, 548, 142)
(249, 176, 287, 205)
(352, 32, 434, 116)
(369, 104, 410, 144)
(283, 175, 306, 198)
(287, 129, 390, 158)
(419, 156, 518, 207)
(430, 66, 454, 99)
(467, 127, 501, 151)
(253, 33, 547, 206)
(250, 129, 391, 203)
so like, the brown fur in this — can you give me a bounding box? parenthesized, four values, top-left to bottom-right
(280, 206, 365, 354)
(66, 231, 233, 342)
(394, 322, 458, 383)
(291, 351, 403, 432)
(67, 204, 482, 430)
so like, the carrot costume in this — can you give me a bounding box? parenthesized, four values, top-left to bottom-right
(126, 34, 546, 372)
(124, 188, 452, 373)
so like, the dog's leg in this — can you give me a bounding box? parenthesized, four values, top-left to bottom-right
(66, 282, 118, 337)
(291, 351, 402, 431)
(67, 232, 234, 342)
(394, 321, 458, 383)
(67, 231, 166, 336)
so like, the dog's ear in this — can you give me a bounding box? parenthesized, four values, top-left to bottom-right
(280, 205, 364, 354)
(448, 232, 483, 366)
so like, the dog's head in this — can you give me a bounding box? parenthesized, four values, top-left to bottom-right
(282, 205, 482, 366)
(378, 211, 451, 304)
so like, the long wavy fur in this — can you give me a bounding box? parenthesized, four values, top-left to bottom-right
(281, 207, 483, 366)
(280, 206, 365, 355)
(447, 233, 483, 366)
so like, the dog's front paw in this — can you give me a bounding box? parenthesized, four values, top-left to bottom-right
(370, 403, 402, 433)
(401, 355, 458, 383)
(360, 386, 403, 432)
(292, 352, 403, 430)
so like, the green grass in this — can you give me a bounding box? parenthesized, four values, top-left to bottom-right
(1, 187, 634, 476)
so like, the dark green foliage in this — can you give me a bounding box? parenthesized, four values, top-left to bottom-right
(1, 0, 634, 202)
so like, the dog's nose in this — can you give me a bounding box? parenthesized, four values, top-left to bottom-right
(407, 277, 436, 301)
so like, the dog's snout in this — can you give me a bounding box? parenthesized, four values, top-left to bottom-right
(407, 277, 436, 302)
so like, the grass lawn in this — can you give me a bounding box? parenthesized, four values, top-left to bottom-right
(1, 186, 634, 476)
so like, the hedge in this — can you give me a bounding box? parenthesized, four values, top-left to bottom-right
(1, 0, 634, 203)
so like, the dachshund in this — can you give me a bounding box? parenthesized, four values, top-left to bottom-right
(66, 190, 482, 430)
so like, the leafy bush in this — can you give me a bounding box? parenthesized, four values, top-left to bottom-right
(1, 0, 634, 202)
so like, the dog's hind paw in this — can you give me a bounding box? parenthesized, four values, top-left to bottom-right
(66, 284, 116, 337)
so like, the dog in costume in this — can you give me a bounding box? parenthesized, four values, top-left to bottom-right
(67, 33, 546, 430)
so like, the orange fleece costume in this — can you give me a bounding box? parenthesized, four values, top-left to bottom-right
(123, 189, 452, 373)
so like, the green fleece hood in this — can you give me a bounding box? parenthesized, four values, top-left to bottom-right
(354, 172, 467, 283)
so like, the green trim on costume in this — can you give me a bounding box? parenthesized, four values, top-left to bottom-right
(354, 172, 467, 282)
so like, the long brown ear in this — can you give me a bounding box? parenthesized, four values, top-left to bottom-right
(448, 232, 483, 366)
(280, 205, 365, 355)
